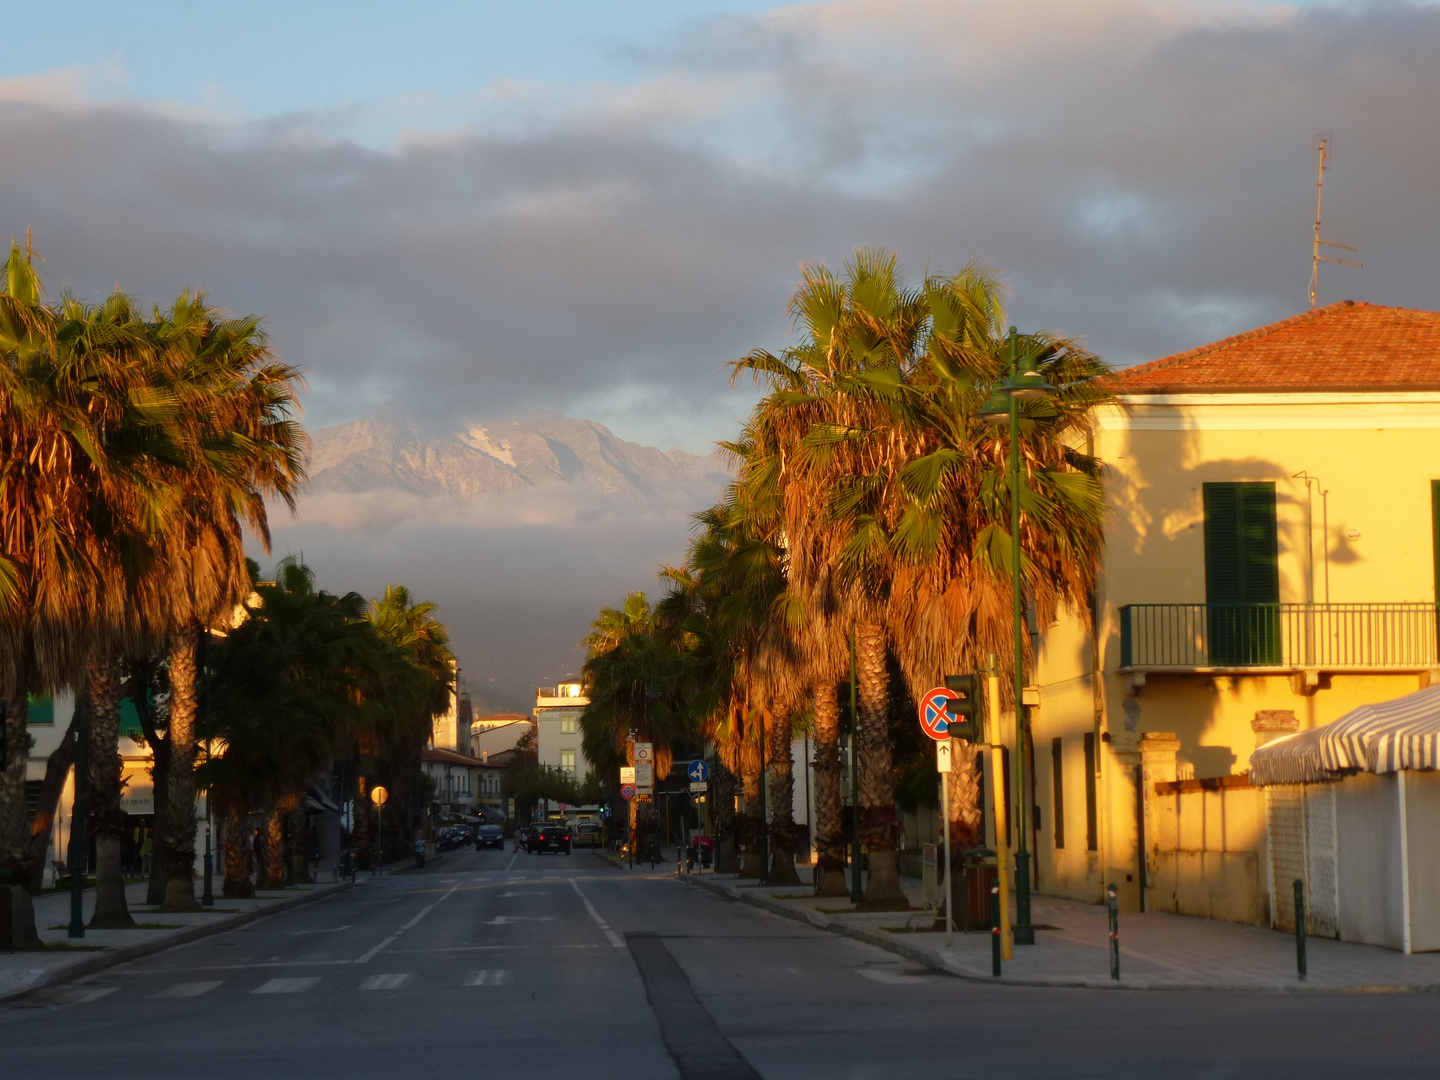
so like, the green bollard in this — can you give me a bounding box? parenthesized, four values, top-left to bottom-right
(990, 880, 1002, 977)
(1294, 879, 1307, 982)
(1107, 882, 1120, 982)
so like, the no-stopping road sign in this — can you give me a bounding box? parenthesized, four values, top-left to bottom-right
(918, 687, 958, 741)
(620, 783, 637, 801)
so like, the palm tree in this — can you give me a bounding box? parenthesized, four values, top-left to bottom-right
(729, 249, 929, 907)
(144, 292, 305, 911)
(0, 246, 178, 941)
(205, 558, 373, 896)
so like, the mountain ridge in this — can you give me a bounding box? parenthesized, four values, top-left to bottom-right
(305, 412, 732, 516)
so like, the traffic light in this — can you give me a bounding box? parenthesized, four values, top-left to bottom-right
(943, 673, 982, 742)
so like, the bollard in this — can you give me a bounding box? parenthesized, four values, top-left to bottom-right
(1107, 882, 1120, 982)
(990, 880, 1002, 977)
(1294, 879, 1307, 982)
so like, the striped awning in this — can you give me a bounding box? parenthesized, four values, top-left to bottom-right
(1250, 683, 1440, 786)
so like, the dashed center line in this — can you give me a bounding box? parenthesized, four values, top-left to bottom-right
(570, 879, 625, 948)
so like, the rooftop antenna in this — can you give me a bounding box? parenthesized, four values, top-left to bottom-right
(1308, 135, 1361, 307)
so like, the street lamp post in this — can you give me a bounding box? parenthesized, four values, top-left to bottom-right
(979, 327, 1056, 948)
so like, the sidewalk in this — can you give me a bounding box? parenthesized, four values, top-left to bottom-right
(0, 873, 358, 1004)
(686, 866, 1440, 992)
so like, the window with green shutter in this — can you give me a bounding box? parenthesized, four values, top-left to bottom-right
(1204, 482, 1280, 664)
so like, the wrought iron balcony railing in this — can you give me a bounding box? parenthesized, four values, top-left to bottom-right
(1118, 603, 1440, 671)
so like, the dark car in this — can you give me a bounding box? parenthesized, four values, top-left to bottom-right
(516, 824, 542, 852)
(530, 825, 571, 855)
(475, 824, 504, 850)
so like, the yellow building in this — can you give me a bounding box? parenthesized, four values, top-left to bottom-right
(1030, 301, 1440, 927)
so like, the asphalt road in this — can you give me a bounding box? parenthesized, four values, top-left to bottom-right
(5, 847, 1438, 1079)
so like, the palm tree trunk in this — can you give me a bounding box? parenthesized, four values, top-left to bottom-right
(263, 807, 285, 888)
(713, 762, 738, 874)
(767, 713, 801, 886)
(855, 618, 907, 909)
(811, 683, 848, 896)
(737, 734, 763, 879)
(87, 650, 135, 928)
(146, 734, 171, 906)
(1, 684, 44, 948)
(221, 804, 254, 898)
(160, 629, 202, 911)
(289, 805, 313, 884)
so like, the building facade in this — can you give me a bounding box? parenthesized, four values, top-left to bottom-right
(1028, 301, 1440, 927)
(535, 681, 589, 779)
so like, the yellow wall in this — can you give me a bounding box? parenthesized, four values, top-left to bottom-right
(1029, 391, 1440, 914)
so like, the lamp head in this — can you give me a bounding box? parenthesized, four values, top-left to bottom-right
(1004, 344, 1057, 400)
(978, 388, 1010, 424)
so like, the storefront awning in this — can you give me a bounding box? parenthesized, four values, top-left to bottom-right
(1251, 683, 1440, 786)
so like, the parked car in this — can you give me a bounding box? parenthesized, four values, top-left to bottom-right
(530, 825, 572, 855)
(475, 824, 504, 850)
(571, 822, 602, 848)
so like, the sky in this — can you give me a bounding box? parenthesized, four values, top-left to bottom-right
(4, 0, 1438, 710)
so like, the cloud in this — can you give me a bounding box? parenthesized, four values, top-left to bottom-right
(7, 1, 1439, 706)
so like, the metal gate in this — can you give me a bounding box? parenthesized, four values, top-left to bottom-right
(1266, 785, 1306, 932)
(1304, 784, 1340, 939)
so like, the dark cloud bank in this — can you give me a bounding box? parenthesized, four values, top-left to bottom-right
(2, 1, 1437, 708)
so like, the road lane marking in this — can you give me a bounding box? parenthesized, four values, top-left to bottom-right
(569, 879, 625, 948)
(464, 970, 509, 986)
(254, 977, 320, 994)
(855, 967, 932, 985)
(154, 981, 223, 998)
(355, 881, 461, 963)
(72, 986, 120, 1003)
(355, 936, 398, 964)
(359, 973, 413, 990)
(291, 925, 352, 935)
(505, 852, 519, 870)
(400, 882, 460, 930)
(480, 915, 554, 924)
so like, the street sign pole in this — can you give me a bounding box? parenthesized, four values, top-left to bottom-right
(939, 742, 954, 947)
(988, 655, 1012, 961)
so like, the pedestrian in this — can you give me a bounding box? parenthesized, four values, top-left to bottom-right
(140, 829, 153, 876)
(308, 838, 319, 878)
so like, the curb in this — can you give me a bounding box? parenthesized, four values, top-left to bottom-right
(682, 876, 1440, 995)
(1, 881, 355, 1005)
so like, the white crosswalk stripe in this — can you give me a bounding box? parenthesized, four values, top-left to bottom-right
(73, 986, 120, 1003)
(360, 973, 413, 990)
(253, 977, 320, 994)
(154, 981, 223, 998)
(464, 970, 509, 986)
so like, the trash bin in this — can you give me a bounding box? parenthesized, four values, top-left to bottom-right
(962, 848, 998, 931)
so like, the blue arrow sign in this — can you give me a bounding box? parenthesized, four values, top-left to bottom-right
(687, 760, 710, 783)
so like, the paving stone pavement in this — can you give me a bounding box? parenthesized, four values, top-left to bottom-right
(685, 864, 1440, 992)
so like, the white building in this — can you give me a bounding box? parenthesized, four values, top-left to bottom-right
(535, 681, 588, 779)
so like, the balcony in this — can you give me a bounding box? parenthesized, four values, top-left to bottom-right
(1119, 603, 1440, 674)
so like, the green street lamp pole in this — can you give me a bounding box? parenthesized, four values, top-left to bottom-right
(68, 702, 88, 938)
(849, 630, 862, 906)
(979, 327, 1056, 948)
(201, 630, 214, 907)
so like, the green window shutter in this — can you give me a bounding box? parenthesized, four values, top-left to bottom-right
(1204, 482, 1278, 604)
(1083, 733, 1098, 852)
(1051, 737, 1065, 851)
(1204, 484, 1243, 603)
(1204, 482, 1279, 664)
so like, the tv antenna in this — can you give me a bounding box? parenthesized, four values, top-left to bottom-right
(1308, 135, 1361, 307)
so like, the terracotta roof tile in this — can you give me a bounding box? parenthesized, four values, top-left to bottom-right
(1117, 302, 1440, 393)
